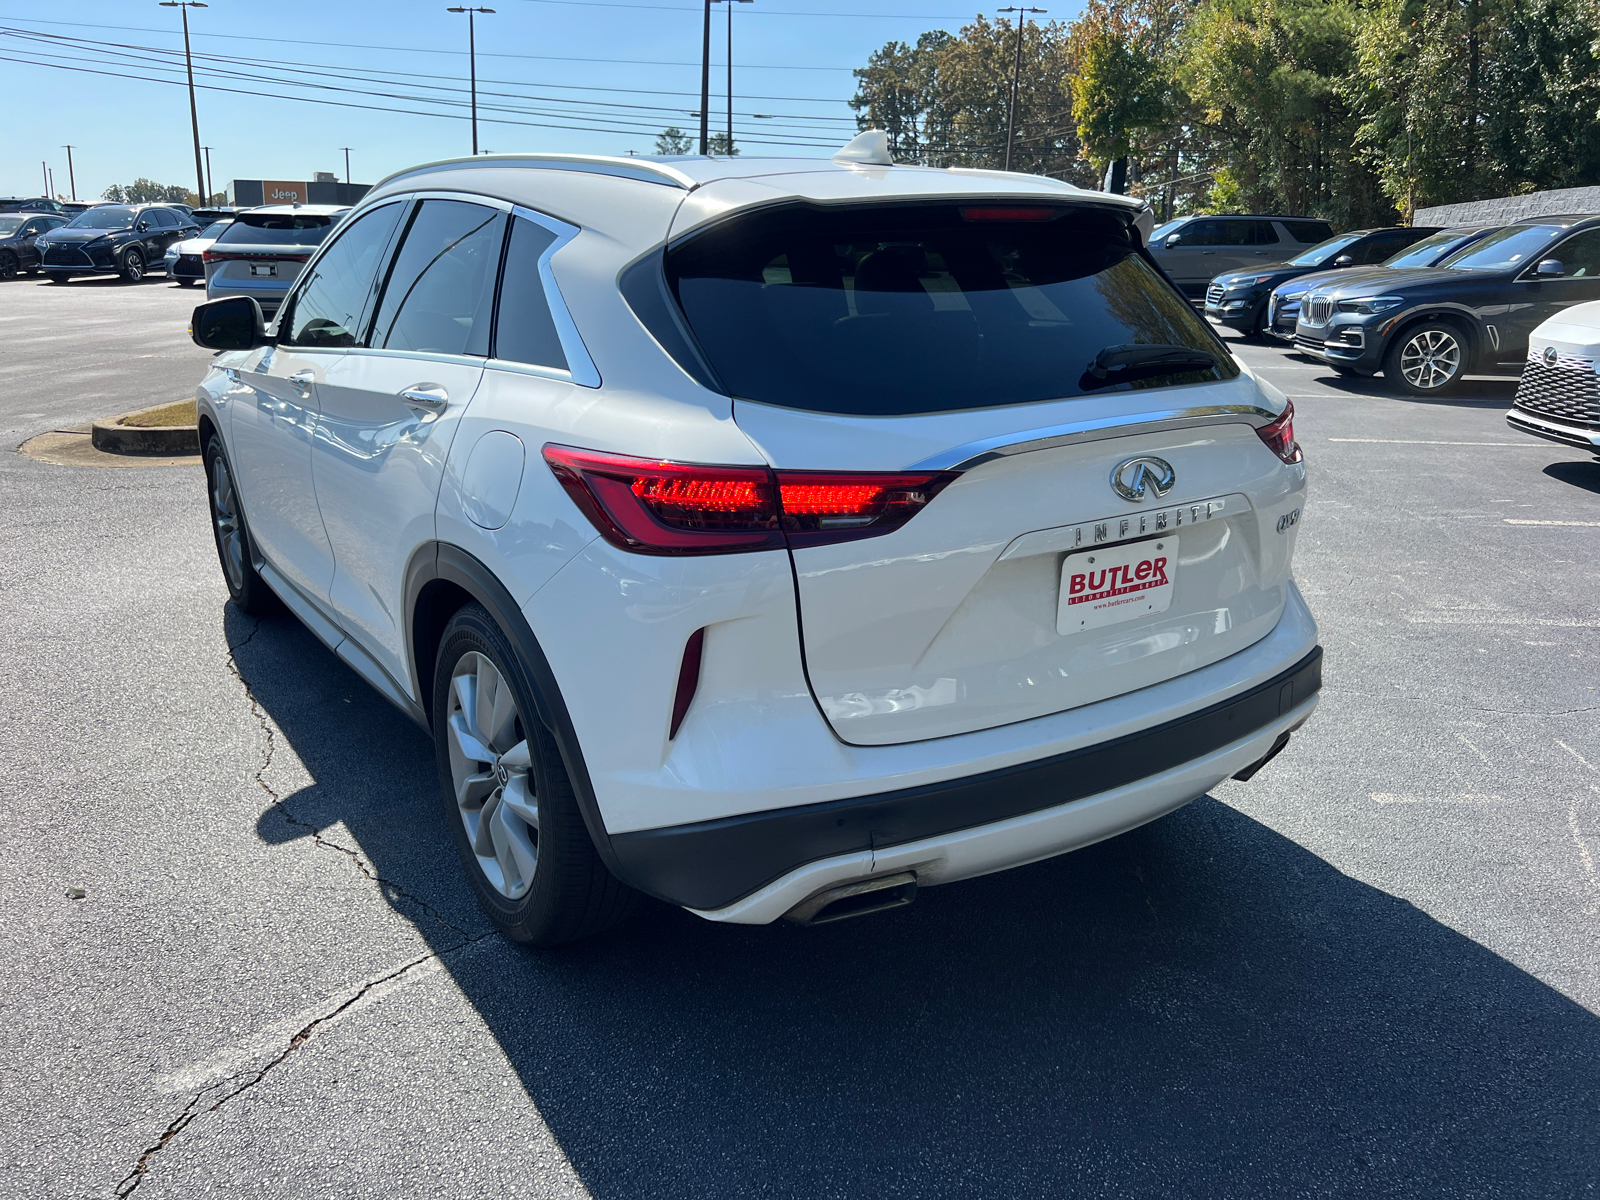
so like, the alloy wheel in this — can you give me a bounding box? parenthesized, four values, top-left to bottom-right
(0, 251, 16, 280)
(446, 652, 540, 899)
(1398, 328, 1461, 390)
(123, 251, 143, 282)
(209, 454, 247, 592)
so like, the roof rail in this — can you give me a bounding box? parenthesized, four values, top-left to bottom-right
(372, 153, 700, 193)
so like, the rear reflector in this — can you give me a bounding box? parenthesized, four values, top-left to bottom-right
(669, 628, 705, 739)
(543, 444, 958, 556)
(1255, 401, 1302, 464)
(959, 206, 1060, 221)
(201, 250, 311, 263)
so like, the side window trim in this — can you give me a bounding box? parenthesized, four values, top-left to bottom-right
(501, 204, 600, 388)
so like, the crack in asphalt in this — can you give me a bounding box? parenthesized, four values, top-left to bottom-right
(109, 614, 496, 1196)
(112, 946, 488, 1198)
(223, 614, 476, 940)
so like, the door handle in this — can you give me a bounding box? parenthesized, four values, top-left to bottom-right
(400, 383, 448, 411)
(287, 369, 314, 397)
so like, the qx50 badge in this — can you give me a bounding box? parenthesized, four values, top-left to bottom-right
(1110, 455, 1177, 502)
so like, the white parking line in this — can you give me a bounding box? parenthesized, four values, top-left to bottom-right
(1371, 793, 1508, 805)
(1327, 438, 1538, 447)
(1504, 519, 1600, 526)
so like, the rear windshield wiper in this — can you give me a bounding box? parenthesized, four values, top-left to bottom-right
(1082, 343, 1217, 390)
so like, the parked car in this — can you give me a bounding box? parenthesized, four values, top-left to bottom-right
(1204, 226, 1441, 336)
(1505, 299, 1600, 447)
(202, 205, 346, 315)
(1294, 215, 1600, 394)
(0, 197, 66, 215)
(1148, 214, 1336, 298)
(164, 218, 233, 286)
(37, 203, 200, 282)
(0, 211, 68, 278)
(192, 206, 243, 224)
(187, 152, 1320, 943)
(1266, 226, 1501, 340)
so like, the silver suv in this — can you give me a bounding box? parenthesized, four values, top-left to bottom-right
(1149, 215, 1335, 298)
(203, 205, 346, 316)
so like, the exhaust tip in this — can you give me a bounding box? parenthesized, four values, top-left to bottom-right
(783, 872, 918, 926)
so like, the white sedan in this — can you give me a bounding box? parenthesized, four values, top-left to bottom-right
(163, 218, 233, 286)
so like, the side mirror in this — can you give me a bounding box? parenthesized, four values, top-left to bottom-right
(1333, 255, 1355, 267)
(1536, 259, 1565, 277)
(190, 296, 271, 351)
(1165, 234, 1182, 249)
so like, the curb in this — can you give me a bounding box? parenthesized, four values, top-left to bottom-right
(91, 402, 201, 454)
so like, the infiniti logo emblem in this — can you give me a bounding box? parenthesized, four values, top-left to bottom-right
(1110, 455, 1177, 502)
(1543, 345, 1560, 367)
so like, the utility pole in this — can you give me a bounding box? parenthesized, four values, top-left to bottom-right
(712, 0, 754, 155)
(340, 147, 353, 184)
(448, 7, 495, 155)
(202, 146, 214, 202)
(159, 2, 209, 204)
(62, 146, 76, 201)
(41, 161, 48, 195)
(699, 0, 713, 153)
(997, 6, 1045, 173)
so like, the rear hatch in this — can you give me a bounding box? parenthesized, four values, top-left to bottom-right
(205, 212, 338, 299)
(668, 196, 1304, 746)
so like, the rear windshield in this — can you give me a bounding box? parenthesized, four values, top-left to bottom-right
(1439, 224, 1564, 271)
(218, 214, 337, 246)
(66, 206, 137, 230)
(667, 203, 1235, 416)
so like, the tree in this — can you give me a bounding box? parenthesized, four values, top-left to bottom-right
(851, 19, 1091, 181)
(1066, 0, 1178, 193)
(709, 132, 739, 156)
(101, 178, 195, 204)
(654, 127, 694, 155)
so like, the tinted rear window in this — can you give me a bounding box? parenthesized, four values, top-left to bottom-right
(667, 203, 1235, 416)
(1283, 220, 1335, 243)
(218, 214, 337, 246)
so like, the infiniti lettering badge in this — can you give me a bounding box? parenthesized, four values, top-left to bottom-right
(1110, 455, 1177, 502)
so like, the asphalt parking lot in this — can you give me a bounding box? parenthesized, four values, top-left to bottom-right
(3, 272, 1598, 1198)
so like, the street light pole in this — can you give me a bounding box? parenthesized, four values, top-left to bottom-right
(159, 2, 209, 203)
(62, 146, 76, 201)
(447, 7, 496, 155)
(202, 146, 214, 202)
(997, 6, 1046, 173)
(41, 161, 48, 195)
(699, 0, 713, 153)
(715, 0, 753, 155)
(341, 147, 353, 184)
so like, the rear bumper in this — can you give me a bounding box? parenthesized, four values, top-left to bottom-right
(615, 644, 1322, 918)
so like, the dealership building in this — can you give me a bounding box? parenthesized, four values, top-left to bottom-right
(225, 173, 371, 207)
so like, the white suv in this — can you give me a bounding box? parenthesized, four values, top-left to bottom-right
(189, 144, 1320, 944)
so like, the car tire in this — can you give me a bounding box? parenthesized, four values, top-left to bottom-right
(1385, 321, 1468, 395)
(203, 433, 277, 616)
(119, 249, 145, 283)
(432, 602, 638, 945)
(0, 251, 16, 280)
(46, 271, 70, 283)
(177, 277, 196, 287)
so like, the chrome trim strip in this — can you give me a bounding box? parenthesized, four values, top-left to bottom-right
(1506, 407, 1600, 447)
(512, 203, 602, 388)
(908, 403, 1278, 472)
(483, 358, 573, 384)
(374, 154, 697, 193)
(340, 347, 489, 371)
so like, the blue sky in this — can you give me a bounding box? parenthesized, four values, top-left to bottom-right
(0, 0, 1079, 200)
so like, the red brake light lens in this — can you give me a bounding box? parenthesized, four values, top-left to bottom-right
(1256, 401, 1302, 464)
(543, 445, 958, 556)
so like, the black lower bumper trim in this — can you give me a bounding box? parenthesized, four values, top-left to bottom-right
(612, 647, 1323, 911)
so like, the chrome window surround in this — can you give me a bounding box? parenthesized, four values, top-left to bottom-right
(283, 190, 600, 389)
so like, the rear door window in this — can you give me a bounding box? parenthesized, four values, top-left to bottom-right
(668, 202, 1235, 416)
(1283, 220, 1335, 243)
(1250, 221, 1280, 245)
(370, 199, 504, 357)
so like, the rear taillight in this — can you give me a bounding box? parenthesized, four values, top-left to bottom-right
(201, 250, 311, 264)
(543, 445, 958, 556)
(1256, 401, 1302, 464)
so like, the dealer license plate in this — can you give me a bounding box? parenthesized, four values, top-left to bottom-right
(250, 263, 277, 277)
(1057, 536, 1178, 635)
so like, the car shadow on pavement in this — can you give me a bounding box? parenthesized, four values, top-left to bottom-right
(237, 606, 1600, 1198)
(1543, 459, 1600, 494)
(1308, 374, 1520, 409)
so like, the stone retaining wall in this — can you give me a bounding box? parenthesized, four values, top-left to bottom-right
(1416, 186, 1600, 227)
